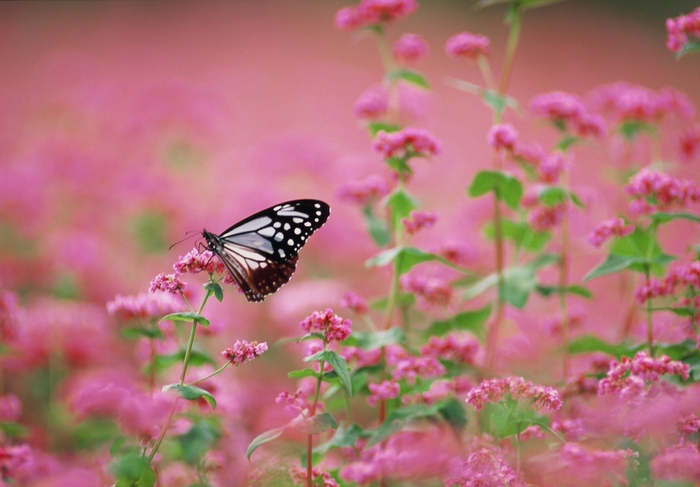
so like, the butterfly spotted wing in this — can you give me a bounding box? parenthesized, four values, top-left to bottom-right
(202, 199, 330, 302)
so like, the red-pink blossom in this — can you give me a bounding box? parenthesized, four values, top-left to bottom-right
(420, 334, 481, 365)
(337, 174, 390, 205)
(465, 376, 563, 412)
(487, 123, 518, 151)
(598, 351, 690, 397)
(445, 445, 521, 487)
(651, 440, 700, 482)
(221, 340, 268, 366)
(677, 413, 700, 436)
(353, 87, 389, 120)
(537, 152, 570, 183)
(400, 273, 452, 307)
(373, 127, 441, 159)
(366, 380, 400, 406)
(173, 247, 224, 275)
(107, 291, 183, 321)
(391, 355, 446, 384)
(625, 168, 700, 210)
(149, 272, 187, 294)
(530, 91, 586, 124)
(341, 346, 382, 368)
(551, 418, 586, 441)
(334, 0, 418, 31)
(445, 31, 491, 60)
(402, 210, 437, 235)
(679, 123, 700, 162)
(528, 204, 564, 232)
(666, 8, 700, 52)
(299, 308, 352, 343)
(512, 141, 546, 166)
(0, 394, 21, 422)
(392, 33, 429, 64)
(435, 240, 475, 266)
(586, 217, 634, 247)
(590, 82, 695, 123)
(634, 277, 673, 304)
(340, 291, 369, 314)
(291, 467, 339, 487)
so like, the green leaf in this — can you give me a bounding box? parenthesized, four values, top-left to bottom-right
(287, 368, 320, 379)
(537, 186, 567, 207)
(304, 351, 352, 395)
(291, 412, 338, 435)
(535, 284, 593, 298)
(314, 424, 364, 455)
(584, 254, 640, 281)
(676, 40, 700, 59)
(247, 426, 285, 461)
(161, 312, 210, 327)
(204, 281, 224, 302)
(153, 348, 217, 372)
(163, 384, 217, 409)
(438, 398, 468, 435)
(0, 421, 28, 439)
(120, 326, 164, 340)
(362, 205, 390, 247)
(110, 453, 156, 487)
(387, 69, 430, 89)
(386, 156, 413, 175)
(367, 122, 401, 138)
(345, 327, 406, 350)
(386, 189, 418, 229)
(650, 212, 700, 225)
(365, 246, 467, 277)
(178, 420, 220, 464)
(366, 404, 440, 448)
(484, 219, 551, 252)
(568, 335, 643, 358)
(370, 292, 416, 311)
(427, 305, 492, 339)
(467, 170, 523, 210)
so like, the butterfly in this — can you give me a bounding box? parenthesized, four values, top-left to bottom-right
(201, 199, 330, 302)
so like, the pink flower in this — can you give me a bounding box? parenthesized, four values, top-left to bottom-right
(487, 123, 518, 151)
(340, 291, 369, 314)
(530, 91, 586, 125)
(107, 291, 183, 321)
(445, 446, 520, 487)
(391, 355, 446, 383)
(537, 152, 570, 183)
(173, 247, 224, 275)
(512, 141, 546, 166)
(366, 380, 400, 406)
(598, 351, 690, 397)
(291, 467, 339, 487)
(0, 394, 21, 422)
(551, 418, 586, 441)
(586, 217, 634, 247)
(651, 440, 700, 482)
(353, 87, 389, 120)
(420, 334, 481, 365)
(337, 174, 390, 205)
(0, 444, 35, 483)
(666, 8, 700, 53)
(590, 82, 695, 123)
(402, 210, 437, 235)
(677, 413, 700, 435)
(392, 33, 429, 64)
(221, 340, 268, 366)
(625, 168, 700, 210)
(373, 127, 441, 159)
(334, 0, 418, 31)
(334, 7, 365, 30)
(465, 376, 563, 411)
(149, 273, 187, 294)
(299, 308, 352, 343)
(342, 346, 382, 368)
(634, 277, 673, 304)
(400, 273, 452, 307)
(679, 123, 700, 162)
(528, 204, 564, 232)
(445, 31, 491, 60)
(435, 240, 475, 266)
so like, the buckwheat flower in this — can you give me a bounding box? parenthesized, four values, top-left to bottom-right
(299, 308, 352, 343)
(537, 152, 570, 183)
(337, 174, 390, 205)
(528, 204, 564, 232)
(420, 334, 481, 365)
(445, 448, 520, 487)
(402, 210, 437, 235)
(677, 413, 700, 435)
(0, 394, 21, 422)
(149, 272, 187, 294)
(634, 277, 672, 304)
(679, 123, 700, 162)
(574, 112, 607, 138)
(334, 6, 365, 30)
(353, 87, 390, 120)
(445, 31, 491, 60)
(628, 197, 656, 217)
(357, 0, 418, 25)
(340, 291, 368, 314)
(590, 82, 695, 123)
(512, 141, 546, 166)
(291, 467, 339, 487)
(392, 33, 429, 64)
(625, 168, 700, 209)
(668, 261, 700, 290)
(173, 247, 224, 275)
(552, 418, 586, 441)
(0, 291, 19, 341)
(666, 8, 700, 52)
(341, 346, 382, 368)
(435, 240, 475, 266)
(550, 443, 638, 487)
(530, 91, 586, 126)
(107, 291, 183, 321)
(339, 461, 382, 484)
(598, 351, 689, 396)
(0, 444, 34, 483)
(487, 123, 518, 151)
(373, 127, 441, 159)
(400, 273, 452, 307)
(651, 440, 700, 482)
(221, 340, 268, 366)
(391, 355, 446, 383)
(366, 380, 400, 406)
(519, 425, 545, 441)
(586, 217, 634, 247)
(466, 376, 562, 412)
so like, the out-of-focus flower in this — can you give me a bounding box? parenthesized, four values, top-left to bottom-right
(445, 31, 491, 60)
(402, 210, 437, 235)
(221, 340, 268, 366)
(420, 334, 481, 365)
(107, 291, 183, 321)
(652, 440, 700, 482)
(634, 277, 673, 304)
(391, 355, 446, 384)
(598, 351, 689, 397)
(353, 87, 390, 120)
(299, 308, 352, 343)
(466, 376, 563, 412)
(341, 346, 382, 368)
(340, 291, 368, 314)
(552, 418, 586, 441)
(337, 174, 390, 205)
(625, 168, 700, 211)
(0, 394, 22, 422)
(590, 82, 695, 123)
(487, 123, 518, 151)
(400, 273, 452, 307)
(149, 273, 187, 294)
(445, 444, 521, 487)
(537, 152, 571, 183)
(334, 0, 418, 31)
(586, 217, 634, 247)
(666, 7, 700, 53)
(677, 413, 700, 436)
(679, 123, 700, 162)
(435, 240, 475, 266)
(513, 141, 546, 166)
(373, 127, 441, 159)
(291, 467, 339, 487)
(366, 380, 400, 406)
(531, 91, 586, 125)
(528, 204, 564, 232)
(392, 33, 429, 64)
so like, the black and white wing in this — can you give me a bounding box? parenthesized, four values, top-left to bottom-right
(202, 199, 330, 302)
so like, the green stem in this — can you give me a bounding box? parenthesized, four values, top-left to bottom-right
(307, 359, 326, 487)
(498, 7, 522, 97)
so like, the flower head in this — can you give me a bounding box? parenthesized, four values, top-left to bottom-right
(586, 217, 634, 247)
(392, 33, 429, 64)
(466, 376, 563, 411)
(366, 380, 400, 406)
(487, 123, 518, 152)
(173, 247, 224, 275)
(598, 351, 690, 398)
(107, 291, 183, 321)
(299, 308, 352, 343)
(353, 87, 389, 120)
(334, 0, 418, 31)
(402, 210, 437, 235)
(221, 340, 268, 366)
(337, 174, 390, 205)
(340, 291, 368, 314)
(373, 128, 441, 160)
(445, 31, 491, 60)
(666, 8, 700, 53)
(149, 273, 187, 295)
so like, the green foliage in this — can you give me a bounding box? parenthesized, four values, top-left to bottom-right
(177, 419, 220, 464)
(468, 170, 523, 210)
(163, 384, 217, 409)
(427, 305, 492, 339)
(386, 69, 430, 89)
(110, 453, 156, 487)
(345, 327, 406, 350)
(363, 204, 391, 247)
(304, 351, 352, 394)
(161, 312, 210, 327)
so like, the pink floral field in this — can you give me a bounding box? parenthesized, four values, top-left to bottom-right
(2, 1, 700, 485)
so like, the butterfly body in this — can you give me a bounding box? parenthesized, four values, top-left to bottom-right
(202, 199, 330, 302)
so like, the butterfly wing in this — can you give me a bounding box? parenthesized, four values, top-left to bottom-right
(203, 199, 330, 302)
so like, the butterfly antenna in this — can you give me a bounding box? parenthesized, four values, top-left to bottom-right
(168, 231, 199, 251)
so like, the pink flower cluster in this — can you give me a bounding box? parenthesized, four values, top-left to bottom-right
(149, 273, 187, 295)
(666, 7, 700, 53)
(625, 168, 700, 211)
(366, 379, 400, 406)
(337, 174, 390, 205)
(372, 128, 441, 160)
(106, 291, 183, 321)
(341, 346, 382, 368)
(445, 445, 521, 487)
(392, 33, 429, 64)
(590, 82, 695, 123)
(551, 418, 586, 442)
(353, 87, 389, 120)
(679, 123, 700, 162)
(530, 91, 606, 138)
(290, 467, 339, 487)
(634, 277, 672, 304)
(652, 440, 700, 483)
(173, 248, 224, 275)
(445, 31, 491, 60)
(635, 261, 700, 304)
(221, 340, 268, 366)
(334, 0, 418, 31)
(403, 377, 474, 406)
(435, 240, 475, 266)
(400, 273, 452, 307)
(537, 152, 571, 184)
(390, 354, 446, 384)
(528, 204, 564, 232)
(487, 123, 518, 152)
(402, 210, 437, 235)
(598, 351, 690, 397)
(299, 308, 352, 343)
(553, 443, 638, 487)
(420, 334, 481, 365)
(465, 376, 563, 412)
(586, 217, 634, 247)
(340, 291, 369, 314)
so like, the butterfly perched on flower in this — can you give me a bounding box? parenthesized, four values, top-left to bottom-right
(202, 200, 330, 302)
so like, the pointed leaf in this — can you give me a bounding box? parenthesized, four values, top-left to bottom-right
(110, 453, 156, 487)
(204, 281, 224, 302)
(387, 69, 430, 89)
(345, 327, 406, 350)
(428, 305, 492, 339)
(162, 384, 216, 409)
(584, 254, 641, 281)
(161, 312, 210, 327)
(304, 351, 352, 395)
(292, 412, 338, 435)
(246, 426, 285, 461)
(362, 205, 390, 247)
